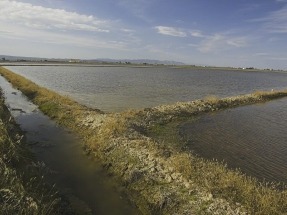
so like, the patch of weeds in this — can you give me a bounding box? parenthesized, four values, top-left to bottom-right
(39, 101, 60, 117)
(204, 95, 220, 104)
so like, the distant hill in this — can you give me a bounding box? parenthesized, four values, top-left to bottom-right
(0, 55, 66, 62)
(93, 58, 185, 65)
(0, 55, 185, 65)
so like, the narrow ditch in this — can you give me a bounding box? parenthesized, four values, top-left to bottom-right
(0, 75, 139, 214)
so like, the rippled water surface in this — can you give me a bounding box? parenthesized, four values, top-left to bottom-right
(5, 66, 287, 112)
(180, 98, 287, 183)
(4, 66, 287, 184)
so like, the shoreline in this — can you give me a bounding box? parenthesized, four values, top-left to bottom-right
(0, 88, 72, 214)
(1, 66, 287, 214)
(1, 62, 286, 74)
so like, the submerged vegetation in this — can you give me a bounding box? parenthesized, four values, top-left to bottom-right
(1, 66, 287, 214)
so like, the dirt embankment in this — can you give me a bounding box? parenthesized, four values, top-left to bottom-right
(1, 66, 287, 214)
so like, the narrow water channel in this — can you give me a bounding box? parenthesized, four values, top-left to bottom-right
(0, 75, 139, 214)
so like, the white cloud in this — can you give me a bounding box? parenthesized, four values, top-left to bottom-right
(0, 0, 110, 32)
(0, 23, 127, 50)
(155, 26, 187, 37)
(190, 30, 205, 38)
(226, 37, 247, 47)
(0, 0, 140, 53)
(198, 34, 225, 53)
(121, 28, 135, 33)
(253, 6, 287, 33)
(198, 34, 247, 53)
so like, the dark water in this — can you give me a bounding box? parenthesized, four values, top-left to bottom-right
(0, 75, 139, 214)
(180, 99, 287, 184)
(5, 66, 287, 112)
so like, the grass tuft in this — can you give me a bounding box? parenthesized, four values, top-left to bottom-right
(0, 89, 62, 214)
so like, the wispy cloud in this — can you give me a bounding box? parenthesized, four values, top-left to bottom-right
(154, 25, 248, 53)
(198, 34, 247, 53)
(253, 5, 287, 33)
(253, 52, 269, 56)
(0, 0, 110, 32)
(155, 26, 187, 37)
(0, 23, 126, 49)
(269, 57, 287, 60)
(190, 30, 206, 38)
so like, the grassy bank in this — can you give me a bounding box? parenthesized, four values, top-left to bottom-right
(0, 88, 68, 214)
(1, 66, 287, 214)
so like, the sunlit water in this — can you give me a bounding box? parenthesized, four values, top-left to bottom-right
(5, 66, 287, 112)
(0, 75, 138, 214)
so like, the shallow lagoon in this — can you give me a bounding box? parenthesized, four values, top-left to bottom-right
(5, 66, 287, 112)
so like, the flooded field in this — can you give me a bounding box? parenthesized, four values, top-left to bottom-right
(5, 66, 287, 112)
(3, 66, 287, 184)
(180, 98, 287, 184)
(0, 75, 138, 214)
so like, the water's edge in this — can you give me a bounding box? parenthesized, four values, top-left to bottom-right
(1, 66, 287, 214)
(0, 75, 139, 214)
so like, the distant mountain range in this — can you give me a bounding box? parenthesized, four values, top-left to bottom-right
(0, 55, 185, 65)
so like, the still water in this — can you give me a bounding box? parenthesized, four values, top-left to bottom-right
(0, 75, 139, 214)
(4, 66, 287, 184)
(5, 66, 287, 112)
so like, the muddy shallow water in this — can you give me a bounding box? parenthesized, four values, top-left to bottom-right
(0, 75, 139, 214)
(180, 99, 287, 184)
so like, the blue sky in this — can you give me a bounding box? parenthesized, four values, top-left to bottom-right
(1, 0, 287, 69)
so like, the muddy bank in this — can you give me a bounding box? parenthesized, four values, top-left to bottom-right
(1, 66, 287, 214)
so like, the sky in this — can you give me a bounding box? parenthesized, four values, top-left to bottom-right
(1, 0, 287, 69)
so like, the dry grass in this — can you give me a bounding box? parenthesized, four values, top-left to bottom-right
(2, 66, 287, 214)
(253, 89, 287, 100)
(203, 95, 220, 104)
(169, 153, 287, 214)
(149, 118, 287, 214)
(0, 90, 61, 214)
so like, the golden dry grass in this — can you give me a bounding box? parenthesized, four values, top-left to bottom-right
(168, 153, 287, 214)
(0, 89, 61, 214)
(2, 66, 287, 214)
